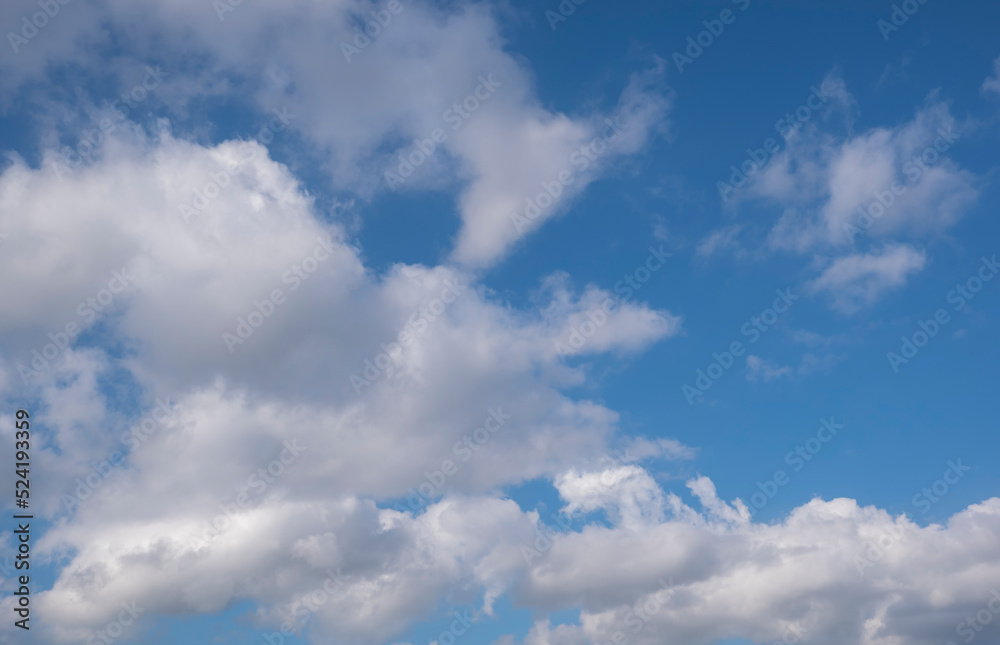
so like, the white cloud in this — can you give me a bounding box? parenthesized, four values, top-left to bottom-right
(536, 276, 682, 359)
(696, 224, 741, 257)
(745, 355, 793, 382)
(983, 56, 1000, 96)
(746, 352, 846, 382)
(449, 63, 671, 267)
(512, 477, 1000, 645)
(0, 125, 682, 643)
(555, 466, 666, 531)
(798, 352, 846, 375)
(806, 244, 926, 313)
(517, 620, 589, 645)
(0, 1, 670, 269)
(3, 336, 1000, 645)
(742, 82, 978, 252)
(30, 495, 537, 644)
(0, 7, 995, 645)
(705, 75, 975, 315)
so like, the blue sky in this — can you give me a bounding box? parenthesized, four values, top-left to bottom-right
(0, 0, 999, 644)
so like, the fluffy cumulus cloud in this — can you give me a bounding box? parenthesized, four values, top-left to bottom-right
(534, 274, 682, 360)
(0, 117, 680, 641)
(13, 437, 1000, 645)
(450, 63, 672, 267)
(1, 0, 671, 269)
(0, 3, 997, 645)
(747, 88, 978, 252)
(554, 465, 666, 531)
(509, 471, 1000, 645)
(705, 72, 982, 312)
